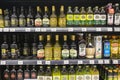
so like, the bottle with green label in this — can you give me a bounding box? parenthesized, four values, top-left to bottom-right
(86, 7, 94, 26)
(84, 65, 91, 80)
(53, 66, 61, 80)
(100, 7, 106, 26)
(61, 66, 68, 80)
(108, 67, 113, 80)
(66, 6, 73, 27)
(80, 7, 86, 26)
(76, 66, 84, 80)
(45, 66, 52, 80)
(73, 6, 80, 26)
(69, 66, 76, 80)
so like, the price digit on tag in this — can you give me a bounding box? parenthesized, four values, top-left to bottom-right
(45, 61, 50, 65)
(104, 60, 110, 64)
(18, 61, 23, 65)
(51, 28, 57, 32)
(82, 28, 87, 31)
(10, 28, 15, 32)
(41, 28, 47, 32)
(78, 60, 83, 64)
(98, 60, 103, 64)
(68, 28, 73, 32)
(37, 61, 42, 65)
(1, 61, 6, 65)
(90, 60, 94, 64)
(3, 28, 9, 32)
(108, 28, 112, 31)
(35, 28, 41, 32)
(64, 60, 69, 64)
(25, 28, 31, 32)
(96, 28, 101, 31)
(113, 60, 118, 64)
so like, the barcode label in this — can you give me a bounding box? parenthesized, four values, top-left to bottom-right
(3, 28, 9, 32)
(113, 60, 118, 64)
(96, 28, 101, 31)
(51, 28, 57, 32)
(45, 61, 50, 64)
(35, 28, 41, 32)
(98, 60, 103, 64)
(41, 28, 47, 32)
(82, 28, 87, 31)
(104, 60, 110, 64)
(25, 28, 31, 32)
(64, 60, 69, 64)
(10, 28, 15, 32)
(18, 61, 23, 65)
(90, 60, 94, 64)
(78, 60, 83, 64)
(68, 28, 73, 32)
(1, 60, 6, 65)
(37, 61, 42, 65)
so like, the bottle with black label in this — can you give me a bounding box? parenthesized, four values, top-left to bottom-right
(4, 9, 10, 27)
(10, 66, 16, 80)
(17, 66, 23, 80)
(43, 6, 49, 27)
(11, 6, 18, 27)
(27, 6, 34, 27)
(24, 65, 30, 79)
(4, 66, 10, 80)
(19, 6, 26, 27)
(31, 66, 37, 79)
(1, 35, 9, 59)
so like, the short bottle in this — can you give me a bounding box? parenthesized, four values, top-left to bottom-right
(10, 66, 16, 80)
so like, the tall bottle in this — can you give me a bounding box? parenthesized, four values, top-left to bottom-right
(4, 66, 10, 80)
(91, 65, 99, 80)
(114, 3, 120, 26)
(35, 6, 42, 27)
(76, 66, 84, 80)
(70, 35, 77, 59)
(66, 6, 73, 27)
(45, 35, 52, 60)
(31, 66, 37, 79)
(86, 34, 95, 58)
(17, 66, 23, 80)
(100, 7, 107, 26)
(45, 66, 52, 80)
(113, 66, 118, 80)
(103, 35, 110, 59)
(80, 7, 86, 26)
(58, 5, 66, 27)
(1, 35, 9, 59)
(107, 8, 114, 26)
(27, 6, 34, 27)
(43, 6, 50, 27)
(118, 36, 120, 58)
(69, 66, 76, 80)
(61, 66, 68, 80)
(37, 35, 45, 59)
(62, 35, 69, 59)
(73, 6, 80, 26)
(53, 66, 61, 80)
(4, 9, 10, 27)
(78, 33, 86, 58)
(84, 66, 91, 80)
(50, 6, 57, 27)
(32, 35, 37, 57)
(11, 6, 18, 27)
(19, 6, 26, 27)
(10, 66, 16, 80)
(10, 35, 18, 59)
(94, 6, 101, 26)
(37, 66, 44, 80)
(24, 65, 30, 79)
(53, 35, 61, 60)
(86, 7, 94, 26)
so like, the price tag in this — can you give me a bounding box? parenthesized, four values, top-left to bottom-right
(98, 60, 103, 64)
(64, 60, 69, 64)
(35, 28, 41, 32)
(41, 28, 47, 32)
(1, 60, 6, 65)
(82, 28, 87, 31)
(78, 60, 83, 64)
(25, 28, 31, 32)
(51, 28, 57, 32)
(114, 28, 119, 31)
(107, 28, 112, 31)
(45, 61, 50, 65)
(113, 60, 118, 64)
(68, 28, 73, 32)
(37, 61, 42, 65)
(3, 28, 9, 32)
(96, 28, 101, 31)
(10, 28, 15, 32)
(18, 61, 23, 65)
(90, 60, 94, 64)
(0, 28, 2, 32)
(104, 60, 110, 64)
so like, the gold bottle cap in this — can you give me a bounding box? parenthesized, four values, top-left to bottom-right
(47, 35, 51, 41)
(0, 9, 2, 14)
(39, 35, 42, 41)
(45, 6, 48, 12)
(52, 5, 55, 12)
(56, 35, 59, 41)
(71, 35, 75, 41)
(64, 35, 67, 41)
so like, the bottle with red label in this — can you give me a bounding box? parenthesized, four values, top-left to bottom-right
(10, 66, 16, 80)
(31, 65, 37, 79)
(17, 66, 23, 80)
(4, 66, 10, 80)
(24, 65, 30, 79)
(107, 8, 114, 26)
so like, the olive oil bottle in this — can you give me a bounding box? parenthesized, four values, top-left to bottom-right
(43, 6, 49, 27)
(80, 7, 86, 26)
(53, 66, 61, 80)
(4, 9, 10, 27)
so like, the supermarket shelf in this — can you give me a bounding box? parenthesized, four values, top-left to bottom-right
(0, 27, 113, 32)
(0, 59, 111, 65)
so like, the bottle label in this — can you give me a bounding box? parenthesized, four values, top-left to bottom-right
(5, 19, 10, 27)
(94, 14, 100, 25)
(54, 47, 61, 60)
(104, 42, 110, 57)
(114, 13, 120, 25)
(45, 76, 52, 80)
(11, 73, 16, 79)
(35, 18, 42, 27)
(32, 48, 37, 55)
(108, 76, 113, 80)
(111, 43, 119, 54)
(62, 49, 69, 58)
(69, 75, 75, 80)
(4, 73, 9, 79)
(23, 48, 28, 55)
(76, 75, 84, 80)
(19, 18, 26, 26)
(84, 75, 91, 80)
(80, 14, 86, 20)
(74, 14, 80, 25)
(61, 75, 68, 80)
(17, 72, 23, 80)
(11, 18, 17, 26)
(87, 14, 94, 20)
(24, 72, 30, 78)
(100, 14, 106, 25)
(31, 72, 37, 78)
(79, 44, 86, 57)
(107, 14, 114, 25)
(37, 76, 44, 80)
(50, 18, 57, 27)
(58, 18, 66, 27)
(70, 49, 77, 58)
(1, 49, 7, 54)
(53, 76, 60, 80)
(86, 48, 95, 58)
(27, 18, 34, 26)
(92, 75, 99, 80)
(45, 47, 52, 60)
(67, 14, 74, 20)
(37, 49, 45, 59)
(11, 49, 16, 54)
(43, 18, 49, 26)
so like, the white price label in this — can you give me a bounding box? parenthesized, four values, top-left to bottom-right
(25, 28, 31, 32)
(114, 28, 120, 31)
(18, 61, 23, 65)
(37, 61, 42, 65)
(10, 28, 15, 32)
(68, 28, 73, 32)
(113, 60, 118, 64)
(64, 60, 69, 64)
(35, 28, 41, 32)
(104, 60, 110, 64)
(90, 60, 94, 64)
(82, 28, 87, 31)
(78, 60, 83, 64)
(51, 28, 57, 32)
(41, 28, 47, 32)
(98, 60, 103, 64)
(1, 61, 6, 65)
(45, 61, 50, 64)
(0, 28, 2, 32)
(3, 28, 9, 32)
(107, 28, 112, 31)
(96, 28, 101, 31)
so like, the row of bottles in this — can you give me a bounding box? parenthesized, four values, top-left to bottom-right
(3, 65, 99, 80)
(0, 3, 120, 27)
